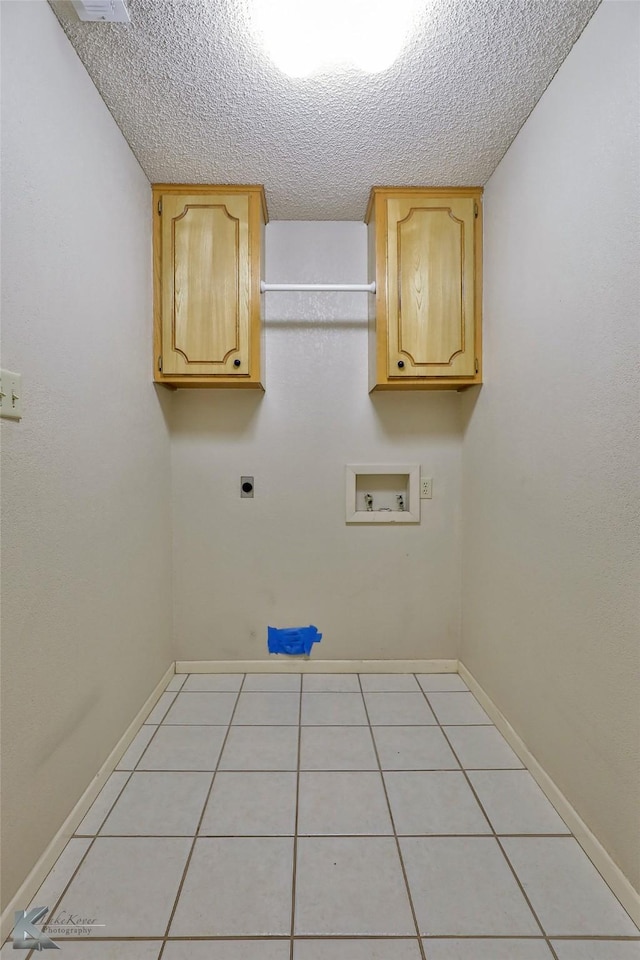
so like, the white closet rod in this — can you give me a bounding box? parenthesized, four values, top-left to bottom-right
(260, 281, 376, 293)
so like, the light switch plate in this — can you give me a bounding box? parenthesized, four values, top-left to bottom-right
(0, 369, 23, 420)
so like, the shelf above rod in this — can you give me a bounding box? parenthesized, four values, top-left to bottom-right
(261, 281, 376, 293)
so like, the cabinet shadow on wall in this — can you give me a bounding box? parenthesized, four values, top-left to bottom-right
(166, 388, 264, 437)
(369, 390, 464, 440)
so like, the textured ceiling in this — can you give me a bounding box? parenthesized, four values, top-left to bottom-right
(50, 0, 599, 219)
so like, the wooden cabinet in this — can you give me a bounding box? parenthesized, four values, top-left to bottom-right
(366, 187, 482, 390)
(153, 184, 267, 388)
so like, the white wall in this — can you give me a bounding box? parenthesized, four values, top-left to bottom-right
(0, 0, 173, 909)
(170, 221, 463, 661)
(461, 0, 640, 891)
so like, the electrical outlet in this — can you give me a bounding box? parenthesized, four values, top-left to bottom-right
(240, 476, 254, 498)
(0, 369, 23, 420)
(420, 477, 432, 499)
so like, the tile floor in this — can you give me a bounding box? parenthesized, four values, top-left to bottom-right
(5, 673, 639, 959)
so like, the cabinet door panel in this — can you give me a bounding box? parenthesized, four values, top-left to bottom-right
(162, 194, 250, 376)
(386, 197, 476, 378)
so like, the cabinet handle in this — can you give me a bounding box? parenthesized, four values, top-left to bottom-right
(233, 358, 241, 368)
(397, 360, 405, 369)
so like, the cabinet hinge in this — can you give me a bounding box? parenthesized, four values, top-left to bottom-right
(157, 199, 162, 215)
(474, 202, 479, 219)
(158, 356, 163, 372)
(475, 358, 479, 374)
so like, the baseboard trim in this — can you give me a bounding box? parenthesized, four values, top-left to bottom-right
(458, 661, 640, 927)
(0, 663, 175, 946)
(175, 659, 458, 675)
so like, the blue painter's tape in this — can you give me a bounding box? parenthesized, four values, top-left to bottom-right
(268, 625, 322, 657)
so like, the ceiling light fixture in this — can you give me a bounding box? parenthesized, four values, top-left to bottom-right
(251, 0, 421, 77)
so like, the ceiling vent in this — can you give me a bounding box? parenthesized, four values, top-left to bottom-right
(71, 0, 130, 22)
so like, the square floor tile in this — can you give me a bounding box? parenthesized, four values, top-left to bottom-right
(182, 674, 244, 692)
(364, 693, 436, 726)
(76, 772, 130, 834)
(360, 674, 421, 692)
(200, 772, 297, 835)
(166, 674, 187, 692)
(468, 770, 570, 834)
(145, 692, 177, 724)
(55, 837, 191, 937)
(303, 674, 361, 692)
(400, 836, 540, 935)
(417, 674, 469, 692)
(163, 692, 237, 725)
(551, 942, 640, 959)
(501, 837, 640, 935)
(100, 772, 212, 835)
(219, 726, 299, 770)
(443, 726, 524, 769)
(385, 772, 491, 835)
(424, 940, 553, 959)
(243, 673, 301, 691)
(117, 725, 158, 770)
(233, 692, 300, 725)
(294, 941, 423, 959)
(298, 772, 393, 835)
(294, 837, 415, 935)
(302, 693, 368, 726)
(170, 837, 293, 936)
(426, 692, 491, 725)
(300, 726, 378, 770)
(164, 943, 290, 960)
(373, 727, 459, 770)
(137, 725, 227, 771)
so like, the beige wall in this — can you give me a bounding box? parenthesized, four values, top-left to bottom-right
(0, 0, 173, 909)
(461, 0, 640, 892)
(170, 221, 463, 661)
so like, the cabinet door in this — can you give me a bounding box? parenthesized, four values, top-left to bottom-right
(386, 195, 476, 378)
(161, 192, 250, 377)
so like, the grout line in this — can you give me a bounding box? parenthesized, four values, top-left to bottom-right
(143, 721, 495, 727)
(415, 677, 562, 960)
(290, 677, 303, 959)
(178, 688, 298, 694)
(357, 674, 428, 960)
(87, 767, 530, 774)
(79, 831, 574, 839)
(156, 673, 248, 959)
(19, 934, 640, 942)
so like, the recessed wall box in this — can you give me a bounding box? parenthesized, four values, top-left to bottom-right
(346, 464, 420, 523)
